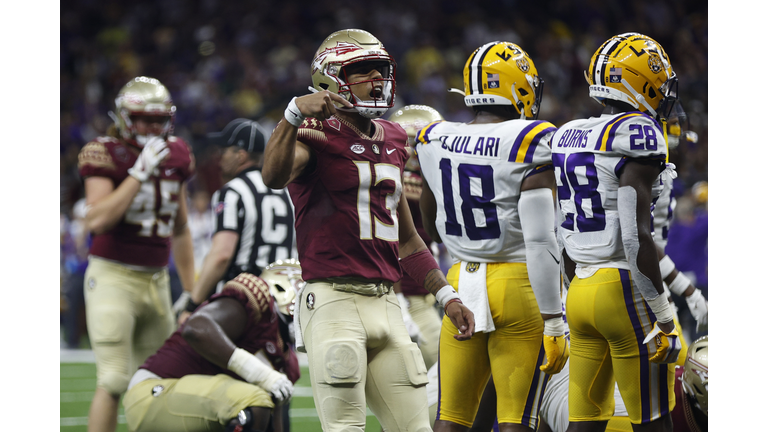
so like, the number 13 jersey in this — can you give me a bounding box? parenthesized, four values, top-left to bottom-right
(415, 119, 556, 263)
(550, 111, 667, 270)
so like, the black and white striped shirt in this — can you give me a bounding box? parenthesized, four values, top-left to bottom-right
(212, 167, 296, 282)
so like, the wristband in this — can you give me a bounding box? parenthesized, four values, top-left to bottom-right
(443, 298, 463, 310)
(227, 347, 272, 384)
(659, 255, 675, 279)
(667, 272, 692, 296)
(543, 317, 565, 337)
(185, 297, 200, 313)
(646, 295, 675, 324)
(284, 97, 305, 127)
(435, 285, 460, 309)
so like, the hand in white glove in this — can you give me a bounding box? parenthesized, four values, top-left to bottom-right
(397, 293, 423, 344)
(128, 136, 169, 182)
(685, 288, 708, 333)
(260, 370, 294, 402)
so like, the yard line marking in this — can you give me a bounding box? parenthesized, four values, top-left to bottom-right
(60, 391, 95, 403)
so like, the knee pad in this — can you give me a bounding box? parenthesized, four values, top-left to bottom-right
(98, 371, 130, 396)
(319, 340, 364, 385)
(399, 344, 429, 386)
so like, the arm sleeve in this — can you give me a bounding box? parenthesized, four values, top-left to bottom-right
(518, 188, 562, 315)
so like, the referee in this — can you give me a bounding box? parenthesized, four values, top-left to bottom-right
(178, 118, 296, 320)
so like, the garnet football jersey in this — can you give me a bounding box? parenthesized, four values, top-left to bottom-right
(78, 136, 194, 267)
(288, 116, 409, 282)
(140, 273, 300, 383)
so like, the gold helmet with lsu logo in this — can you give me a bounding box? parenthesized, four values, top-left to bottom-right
(260, 259, 304, 319)
(311, 29, 396, 119)
(112, 76, 176, 148)
(586, 33, 677, 120)
(460, 41, 543, 120)
(389, 105, 444, 200)
(682, 336, 708, 416)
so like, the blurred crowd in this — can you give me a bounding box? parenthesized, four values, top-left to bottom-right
(60, 0, 708, 347)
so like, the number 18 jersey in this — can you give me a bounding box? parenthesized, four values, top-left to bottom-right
(415, 119, 556, 263)
(550, 112, 667, 269)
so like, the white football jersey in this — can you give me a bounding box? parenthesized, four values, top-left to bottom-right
(551, 112, 667, 269)
(416, 119, 556, 262)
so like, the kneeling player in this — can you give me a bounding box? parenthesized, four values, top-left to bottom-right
(123, 265, 301, 432)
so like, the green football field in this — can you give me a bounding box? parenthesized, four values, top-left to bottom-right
(60, 355, 382, 431)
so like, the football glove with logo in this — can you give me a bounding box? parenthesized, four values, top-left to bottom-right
(643, 322, 682, 364)
(128, 136, 169, 182)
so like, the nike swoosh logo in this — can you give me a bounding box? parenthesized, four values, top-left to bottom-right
(548, 250, 560, 265)
(287, 109, 301, 119)
(386, 148, 396, 154)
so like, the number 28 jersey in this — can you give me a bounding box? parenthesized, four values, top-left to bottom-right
(415, 119, 556, 263)
(551, 112, 666, 269)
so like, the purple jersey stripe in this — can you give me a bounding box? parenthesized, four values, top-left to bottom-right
(595, 112, 642, 151)
(523, 126, 557, 163)
(509, 122, 541, 162)
(521, 343, 547, 427)
(620, 269, 652, 423)
(418, 121, 441, 145)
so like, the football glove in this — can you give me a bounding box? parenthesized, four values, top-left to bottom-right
(540, 317, 569, 374)
(397, 293, 423, 344)
(643, 322, 682, 364)
(227, 348, 294, 402)
(128, 136, 169, 182)
(685, 288, 708, 333)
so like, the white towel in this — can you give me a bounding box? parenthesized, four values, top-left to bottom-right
(458, 262, 495, 333)
(294, 282, 307, 353)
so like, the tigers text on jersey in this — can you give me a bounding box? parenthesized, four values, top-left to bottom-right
(551, 112, 666, 269)
(78, 136, 195, 267)
(415, 119, 556, 262)
(212, 166, 296, 279)
(287, 116, 410, 282)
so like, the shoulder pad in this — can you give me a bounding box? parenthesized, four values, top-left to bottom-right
(508, 120, 557, 163)
(416, 120, 443, 145)
(222, 273, 272, 316)
(297, 117, 328, 143)
(78, 141, 116, 171)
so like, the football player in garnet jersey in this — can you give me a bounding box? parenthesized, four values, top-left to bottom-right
(78, 76, 195, 432)
(123, 269, 300, 432)
(416, 41, 567, 432)
(552, 33, 681, 432)
(261, 29, 475, 432)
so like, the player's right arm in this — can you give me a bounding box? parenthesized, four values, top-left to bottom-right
(262, 91, 353, 189)
(83, 175, 142, 235)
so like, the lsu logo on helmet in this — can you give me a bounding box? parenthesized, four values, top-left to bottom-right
(585, 33, 677, 120)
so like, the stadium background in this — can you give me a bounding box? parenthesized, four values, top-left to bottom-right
(59, 0, 708, 431)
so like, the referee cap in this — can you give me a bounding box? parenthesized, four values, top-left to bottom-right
(207, 118, 268, 153)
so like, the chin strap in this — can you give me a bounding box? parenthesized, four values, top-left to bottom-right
(621, 78, 656, 118)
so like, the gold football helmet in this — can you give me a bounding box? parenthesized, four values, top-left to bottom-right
(461, 41, 543, 119)
(586, 33, 677, 120)
(682, 336, 708, 416)
(311, 29, 396, 119)
(113, 76, 176, 148)
(260, 259, 304, 318)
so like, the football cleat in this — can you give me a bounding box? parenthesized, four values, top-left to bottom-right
(682, 336, 708, 415)
(585, 33, 677, 120)
(460, 41, 544, 119)
(260, 259, 304, 319)
(311, 29, 396, 119)
(113, 76, 176, 148)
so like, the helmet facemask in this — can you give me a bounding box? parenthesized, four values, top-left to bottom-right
(325, 57, 396, 119)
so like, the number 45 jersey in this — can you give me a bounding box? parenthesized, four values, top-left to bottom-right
(550, 111, 667, 269)
(415, 119, 556, 262)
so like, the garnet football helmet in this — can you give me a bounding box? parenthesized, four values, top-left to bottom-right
(682, 336, 708, 415)
(586, 33, 677, 120)
(113, 76, 176, 148)
(311, 29, 396, 119)
(260, 259, 304, 319)
(461, 41, 543, 119)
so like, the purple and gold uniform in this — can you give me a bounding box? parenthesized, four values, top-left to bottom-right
(78, 135, 194, 397)
(123, 273, 299, 432)
(290, 116, 432, 432)
(551, 112, 675, 425)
